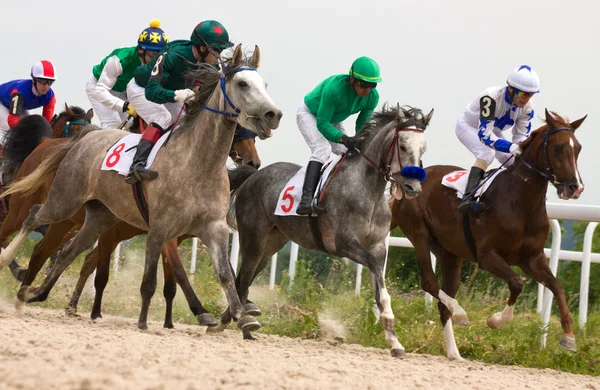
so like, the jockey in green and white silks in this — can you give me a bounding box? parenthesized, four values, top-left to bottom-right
(295, 56, 381, 216)
(456, 65, 539, 214)
(86, 20, 168, 128)
(124, 20, 234, 184)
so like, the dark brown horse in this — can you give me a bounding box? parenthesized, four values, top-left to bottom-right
(390, 109, 586, 360)
(1, 125, 262, 327)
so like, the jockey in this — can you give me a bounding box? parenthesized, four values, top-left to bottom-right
(456, 65, 539, 213)
(124, 20, 234, 184)
(0, 60, 57, 145)
(86, 20, 168, 128)
(295, 56, 381, 215)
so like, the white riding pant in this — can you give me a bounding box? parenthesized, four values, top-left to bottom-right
(85, 75, 128, 129)
(455, 118, 514, 167)
(0, 105, 30, 145)
(297, 103, 348, 164)
(126, 79, 183, 129)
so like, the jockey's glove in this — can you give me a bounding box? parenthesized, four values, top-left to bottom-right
(122, 101, 138, 117)
(341, 135, 359, 155)
(509, 143, 522, 157)
(174, 89, 195, 103)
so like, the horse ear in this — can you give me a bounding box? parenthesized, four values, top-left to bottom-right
(569, 115, 587, 131)
(232, 44, 243, 68)
(545, 108, 559, 128)
(65, 103, 75, 117)
(397, 103, 406, 120)
(425, 108, 434, 126)
(250, 45, 260, 69)
(86, 108, 94, 120)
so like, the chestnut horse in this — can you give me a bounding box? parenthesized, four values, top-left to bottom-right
(1, 125, 261, 327)
(390, 109, 586, 360)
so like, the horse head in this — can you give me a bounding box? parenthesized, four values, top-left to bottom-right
(357, 104, 432, 200)
(230, 125, 261, 168)
(519, 109, 586, 200)
(224, 44, 282, 140)
(51, 103, 94, 138)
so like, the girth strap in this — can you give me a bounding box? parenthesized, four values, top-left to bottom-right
(132, 182, 150, 226)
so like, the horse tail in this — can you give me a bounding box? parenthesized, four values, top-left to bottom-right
(226, 165, 259, 231)
(1, 125, 99, 198)
(1, 115, 53, 182)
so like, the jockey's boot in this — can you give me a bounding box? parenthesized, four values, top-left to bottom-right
(125, 122, 164, 184)
(458, 166, 486, 214)
(296, 160, 327, 216)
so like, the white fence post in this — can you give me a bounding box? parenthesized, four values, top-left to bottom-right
(579, 222, 598, 330)
(540, 219, 562, 349)
(269, 253, 278, 290)
(230, 231, 240, 272)
(112, 243, 121, 274)
(424, 253, 437, 309)
(355, 264, 363, 296)
(189, 237, 198, 274)
(288, 242, 299, 288)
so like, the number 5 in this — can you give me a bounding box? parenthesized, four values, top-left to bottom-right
(280, 186, 295, 213)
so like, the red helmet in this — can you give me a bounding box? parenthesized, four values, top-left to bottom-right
(31, 60, 57, 80)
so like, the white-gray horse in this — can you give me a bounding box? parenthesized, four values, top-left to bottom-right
(0, 44, 282, 331)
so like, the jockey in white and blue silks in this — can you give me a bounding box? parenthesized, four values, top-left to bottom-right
(456, 65, 539, 213)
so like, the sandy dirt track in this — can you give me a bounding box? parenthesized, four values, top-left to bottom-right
(0, 305, 598, 390)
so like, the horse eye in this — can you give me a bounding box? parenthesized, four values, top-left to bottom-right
(400, 145, 407, 152)
(554, 145, 563, 153)
(238, 80, 248, 88)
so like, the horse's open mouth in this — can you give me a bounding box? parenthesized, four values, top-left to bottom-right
(260, 120, 273, 139)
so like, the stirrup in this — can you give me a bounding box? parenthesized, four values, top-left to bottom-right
(458, 197, 485, 214)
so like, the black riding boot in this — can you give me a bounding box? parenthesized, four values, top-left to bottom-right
(125, 139, 159, 184)
(458, 166, 486, 214)
(296, 161, 326, 216)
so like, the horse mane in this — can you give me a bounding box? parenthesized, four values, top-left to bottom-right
(2, 115, 53, 182)
(354, 104, 427, 148)
(51, 105, 89, 125)
(182, 53, 254, 126)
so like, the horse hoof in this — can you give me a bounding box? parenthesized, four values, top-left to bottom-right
(138, 322, 148, 330)
(380, 315, 395, 332)
(163, 322, 174, 329)
(243, 329, 257, 341)
(197, 313, 218, 327)
(238, 315, 260, 332)
(206, 323, 227, 334)
(244, 302, 262, 317)
(20, 286, 36, 303)
(486, 313, 503, 329)
(391, 348, 406, 358)
(452, 313, 469, 326)
(65, 307, 79, 317)
(448, 353, 465, 362)
(559, 335, 577, 352)
(91, 313, 102, 321)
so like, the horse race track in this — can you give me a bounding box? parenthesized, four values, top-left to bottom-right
(0, 305, 598, 390)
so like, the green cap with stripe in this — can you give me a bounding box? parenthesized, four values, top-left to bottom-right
(349, 56, 382, 83)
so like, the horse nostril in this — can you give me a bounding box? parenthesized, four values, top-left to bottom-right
(265, 111, 276, 120)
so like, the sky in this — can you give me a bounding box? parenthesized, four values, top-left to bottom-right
(2, 0, 599, 206)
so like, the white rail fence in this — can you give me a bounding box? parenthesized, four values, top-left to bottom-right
(111, 203, 599, 341)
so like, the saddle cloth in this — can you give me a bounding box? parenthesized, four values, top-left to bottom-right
(274, 154, 343, 216)
(441, 168, 505, 199)
(100, 131, 171, 176)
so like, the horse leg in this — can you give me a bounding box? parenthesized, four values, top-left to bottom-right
(194, 220, 248, 327)
(477, 250, 523, 329)
(0, 203, 30, 281)
(162, 239, 217, 327)
(433, 244, 465, 361)
(66, 246, 99, 316)
(520, 252, 576, 351)
(15, 219, 76, 304)
(22, 202, 119, 304)
(161, 246, 177, 329)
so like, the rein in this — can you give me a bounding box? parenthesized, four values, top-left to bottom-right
(357, 127, 425, 181)
(519, 126, 574, 186)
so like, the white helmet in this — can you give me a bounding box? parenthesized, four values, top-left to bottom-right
(506, 65, 539, 93)
(31, 60, 57, 80)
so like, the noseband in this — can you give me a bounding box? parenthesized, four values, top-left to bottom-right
(51, 114, 90, 138)
(520, 126, 574, 186)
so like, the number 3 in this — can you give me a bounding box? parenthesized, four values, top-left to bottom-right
(445, 171, 468, 183)
(280, 186, 295, 212)
(479, 95, 495, 120)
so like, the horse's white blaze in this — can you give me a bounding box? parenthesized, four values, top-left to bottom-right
(487, 304, 514, 328)
(385, 330, 404, 352)
(569, 138, 584, 191)
(378, 287, 394, 320)
(438, 290, 467, 318)
(231, 70, 280, 137)
(443, 320, 463, 361)
(0, 230, 28, 269)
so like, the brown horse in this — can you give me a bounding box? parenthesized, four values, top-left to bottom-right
(2, 125, 262, 327)
(390, 109, 586, 360)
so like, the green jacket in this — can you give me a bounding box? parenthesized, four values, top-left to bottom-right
(134, 40, 198, 104)
(304, 74, 379, 142)
(92, 46, 141, 93)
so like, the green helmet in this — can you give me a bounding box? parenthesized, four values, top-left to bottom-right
(349, 56, 382, 83)
(190, 20, 234, 50)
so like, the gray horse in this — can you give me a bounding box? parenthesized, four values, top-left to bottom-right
(222, 105, 432, 357)
(0, 44, 282, 331)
